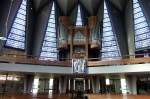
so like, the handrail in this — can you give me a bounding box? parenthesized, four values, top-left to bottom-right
(88, 57, 150, 66)
(0, 53, 71, 67)
(0, 53, 149, 67)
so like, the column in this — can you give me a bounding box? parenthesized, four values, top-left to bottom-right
(120, 75, 127, 95)
(88, 79, 91, 90)
(125, 76, 137, 95)
(24, 75, 34, 94)
(24, 78, 27, 93)
(84, 79, 86, 91)
(95, 77, 100, 93)
(131, 76, 137, 95)
(105, 76, 110, 93)
(73, 79, 76, 90)
(59, 77, 67, 94)
(62, 77, 67, 93)
(91, 77, 98, 93)
(48, 78, 54, 98)
(68, 79, 71, 91)
(91, 78, 95, 93)
(59, 77, 63, 94)
(32, 76, 39, 96)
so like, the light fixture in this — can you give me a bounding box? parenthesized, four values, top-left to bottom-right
(0, 75, 19, 81)
(106, 78, 110, 85)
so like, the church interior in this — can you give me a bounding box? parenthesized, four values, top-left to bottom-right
(0, 0, 150, 99)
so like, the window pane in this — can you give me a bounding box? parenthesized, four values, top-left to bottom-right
(133, 0, 150, 49)
(76, 5, 83, 26)
(101, 1, 121, 60)
(134, 17, 146, 24)
(40, 3, 58, 61)
(12, 23, 25, 30)
(135, 22, 148, 30)
(103, 31, 113, 37)
(5, 0, 26, 49)
(135, 27, 149, 35)
(134, 12, 143, 19)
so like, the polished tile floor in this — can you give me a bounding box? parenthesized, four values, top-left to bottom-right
(87, 94, 150, 99)
(0, 94, 70, 99)
(1, 94, 150, 99)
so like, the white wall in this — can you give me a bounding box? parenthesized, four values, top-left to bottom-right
(0, 63, 150, 74)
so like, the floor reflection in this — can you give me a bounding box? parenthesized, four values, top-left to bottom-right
(1, 94, 150, 99)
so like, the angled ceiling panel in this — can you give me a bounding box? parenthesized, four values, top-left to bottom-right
(110, 0, 127, 11)
(33, 0, 50, 12)
(80, 0, 101, 15)
(57, 0, 77, 15)
(80, 0, 93, 15)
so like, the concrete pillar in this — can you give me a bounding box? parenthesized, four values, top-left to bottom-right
(84, 79, 86, 91)
(62, 77, 67, 93)
(49, 78, 53, 92)
(68, 79, 70, 91)
(24, 75, 34, 94)
(59, 77, 67, 94)
(24, 78, 27, 93)
(91, 76, 100, 93)
(120, 75, 128, 95)
(105, 76, 110, 93)
(88, 79, 91, 90)
(73, 79, 76, 90)
(59, 77, 63, 94)
(126, 76, 137, 95)
(95, 77, 100, 93)
(48, 78, 54, 98)
(32, 76, 39, 96)
(131, 76, 137, 95)
(91, 77, 96, 93)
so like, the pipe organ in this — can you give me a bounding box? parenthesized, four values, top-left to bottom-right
(58, 16, 100, 60)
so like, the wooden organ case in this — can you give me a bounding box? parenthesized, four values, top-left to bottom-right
(58, 16, 100, 61)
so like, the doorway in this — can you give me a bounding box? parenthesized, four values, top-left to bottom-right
(75, 79, 84, 92)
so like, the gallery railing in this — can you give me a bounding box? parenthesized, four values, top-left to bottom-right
(0, 53, 150, 67)
(0, 53, 71, 66)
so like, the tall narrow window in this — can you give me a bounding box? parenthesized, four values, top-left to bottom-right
(76, 5, 82, 26)
(40, 3, 57, 60)
(6, 0, 27, 49)
(101, 1, 121, 60)
(133, 0, 150, 49)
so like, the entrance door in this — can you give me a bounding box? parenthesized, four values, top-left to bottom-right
(75, 79, 84, 92)
(73, 78, 85, 98)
